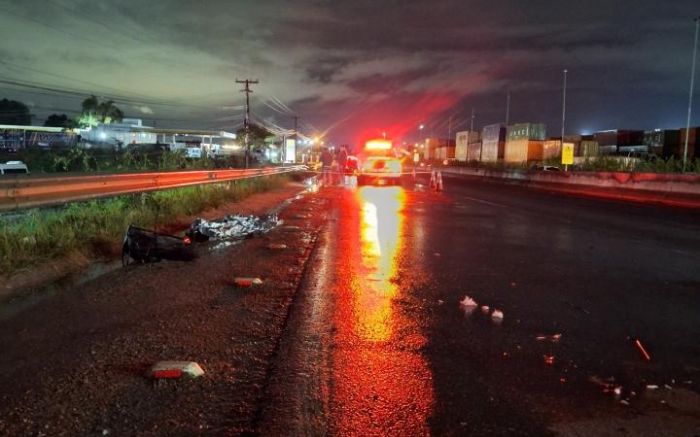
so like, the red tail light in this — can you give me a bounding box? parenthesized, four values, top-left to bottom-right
(183, 236, 192, 245)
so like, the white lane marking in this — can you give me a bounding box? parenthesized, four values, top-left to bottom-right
(460, 196, 508, 208)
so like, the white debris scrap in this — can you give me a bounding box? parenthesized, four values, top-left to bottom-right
(459, 296, 478, 308)
(189, 214, 279, 241)
(459, 296, 478, 315)
(491, 309, 504, 323)
(150, 361, 205, 379)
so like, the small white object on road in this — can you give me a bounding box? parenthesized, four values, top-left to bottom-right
(234, 277, 264, 287)
(150, 361, 205, 379)
(491, 309, 504, 323)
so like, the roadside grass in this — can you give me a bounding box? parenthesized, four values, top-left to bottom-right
(0, 175, 289, 276)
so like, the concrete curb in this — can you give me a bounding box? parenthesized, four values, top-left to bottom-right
(442, 167, 700, 208)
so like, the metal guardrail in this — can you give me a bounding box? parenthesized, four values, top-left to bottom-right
(0, 165, 308, 212)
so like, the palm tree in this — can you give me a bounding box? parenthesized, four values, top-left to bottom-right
(78, 95, 124, 127)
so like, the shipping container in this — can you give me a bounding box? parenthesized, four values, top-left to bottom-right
(481, 124, 506, 162)
(504, 139, 544, 163)
(593, 130, 644, 155)
(644, 129, 678, 156)
(507, 123, 546, 141)
(579, 140, 599, 157)
(455, 131, 469, 161)
(543, 140, 562, 160)
(467, 143, 481, 162)
(674, 127, 699, 159)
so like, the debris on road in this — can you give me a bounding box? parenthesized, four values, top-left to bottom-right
(646, 384, 659, 390)
(536, 333, 562, 343)
(149, 361, 205, 379)
(234, 277, 264, 287)
(544, 355, 555, 365)
(188, 214, 279, 242)
(491, 309, 504, 323)
(480, 305, 490, 314)
(632, 338, 652, 361)
(122, 224, 196, 265)
(459, 296, 478, 315)
(267, 243, 288, 250)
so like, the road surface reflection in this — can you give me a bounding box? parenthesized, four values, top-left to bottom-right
(331, 186, 434, 436)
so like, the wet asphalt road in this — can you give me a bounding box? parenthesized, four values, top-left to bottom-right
(261, 175, 700, 436)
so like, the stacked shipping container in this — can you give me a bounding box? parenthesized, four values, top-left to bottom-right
(480, 124, 506, 162)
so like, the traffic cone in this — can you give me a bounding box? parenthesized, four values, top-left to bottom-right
(436, 171, 444, 191)
(429, 170, 436, 189)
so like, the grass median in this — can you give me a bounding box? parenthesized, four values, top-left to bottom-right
(0, 174, 291, 277)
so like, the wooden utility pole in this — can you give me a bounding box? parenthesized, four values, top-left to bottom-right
(236, 78, 259, 168)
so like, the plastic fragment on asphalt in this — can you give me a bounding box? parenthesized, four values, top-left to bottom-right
(620, 399, 630, 406)
(536, 333, 562, 343)
(150, 361, 204, 379)
(491, 309, 504, 323)
(267, 243, 288, 250)
(646, 384, 659, 390)
(664, 384, 673, 390)
(234, 277, 264, 287)
(459, 296, 478, 315)
(459, 296, 478, 308)
(634, 338, 652, 361)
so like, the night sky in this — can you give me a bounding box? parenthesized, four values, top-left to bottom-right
(1, 0, 699, 145)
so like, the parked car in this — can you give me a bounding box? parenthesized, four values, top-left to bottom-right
(0, 160, 30, 175)
(531, 165, 562, 172)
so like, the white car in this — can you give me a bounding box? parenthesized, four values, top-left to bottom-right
(0, 161, 30, 175)
(358, 156, 402, 186)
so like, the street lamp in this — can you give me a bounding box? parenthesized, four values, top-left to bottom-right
(683, 17, 700, 173)
(561, 69, 568, 145)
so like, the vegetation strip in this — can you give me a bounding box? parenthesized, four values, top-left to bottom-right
(0, 175, 290, 277)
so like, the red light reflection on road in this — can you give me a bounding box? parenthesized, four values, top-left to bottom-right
(331, 186, 434, 435)
(357, 186, 404, 342)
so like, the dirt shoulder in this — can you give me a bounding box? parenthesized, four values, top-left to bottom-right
(0, 182, 307, 303)
(0, 184, 338, 436)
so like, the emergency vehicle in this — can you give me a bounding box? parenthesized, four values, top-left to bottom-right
(357, 139, 402, 186)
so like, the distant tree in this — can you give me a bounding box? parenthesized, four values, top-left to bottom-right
(236, 123, 272, 148)
(77, 95, 124, 127)
(0, 98, 32, 125)
(44, 113, 71, 128)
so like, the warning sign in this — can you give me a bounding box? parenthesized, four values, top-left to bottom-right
(562, 142, 574, 165)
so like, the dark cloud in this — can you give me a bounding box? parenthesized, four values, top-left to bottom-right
(0, 0, 698, 144)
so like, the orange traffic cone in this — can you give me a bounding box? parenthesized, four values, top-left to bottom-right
(436, 171, 444, 191)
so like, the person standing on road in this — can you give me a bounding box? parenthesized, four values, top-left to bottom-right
(337, 145, 348, 186)
(320, 147, 333, 186)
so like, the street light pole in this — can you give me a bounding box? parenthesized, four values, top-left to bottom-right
(683, 17, 700, 173)
(561, 69, 568, 145)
